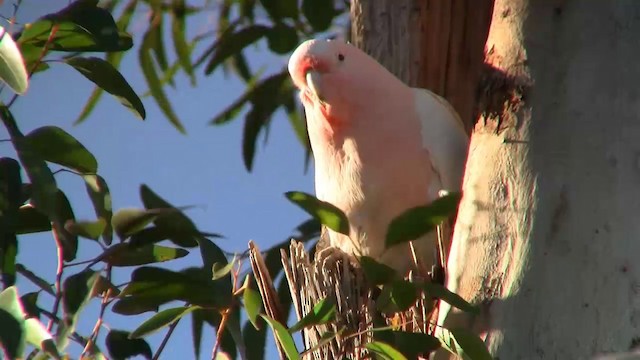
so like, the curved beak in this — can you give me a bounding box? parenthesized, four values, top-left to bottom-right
(305, 70, 325, 103)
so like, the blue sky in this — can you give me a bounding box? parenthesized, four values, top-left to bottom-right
(0, 1, 317, 358)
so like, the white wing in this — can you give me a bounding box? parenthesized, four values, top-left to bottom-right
(412, 88, 469, 194)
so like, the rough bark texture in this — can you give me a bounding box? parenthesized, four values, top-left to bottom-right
(439, 1, 640, 359)
(350, 0, 493, 132)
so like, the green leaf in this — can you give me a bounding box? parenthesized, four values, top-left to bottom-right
(83, 174, 113, 244)
(390, 331, 440, 359)
(102, 243, 189, 267)
(62, 269, 99, 325)
(198, 238, 232, 291)
(423, 282, 479, 314)
(52, 189, 78, 262)
(139, 184, 200, 247)
(15, 204, 51, 234)
(212, 257, 235, 281)
(191, 309, 205, 359)
(1, 107, 58, 219)
(243, 317, 267, 360)
(204, 25, 269, 75)
(285, 191, 349, 235)
(24, 318, 61, 359)
(260, 315, 299, 360)
(74, 0, 138, 125)
(0, 287, 26, 360)
(64, 218, 107, 240)
(105, 330, 152, 360)
(23, 125, 97, 173)
(15, 264, 54, 295)
(266, 24, 298, 54)
(365, 341, 408, 360)
(65, 57, 146, 119)
(140, 27, 185, 133)
(377, 280, 418, 313)
(385, 192, 462, 249)
(289, 298, 336, 333)
(241, 72, 289, 171)
(20, 292, 40, 319)
(111, 207, 166, 240)
(114, 267, 231, 314)
(439, 327, 492, 360)
(259, 0, 298, 21)
(171, 0, 195, 84)
(129, 226, 170, 247)
(0, 27, 28, 94)
(224, 307, 246, 360)
(302, 0, 336, 32)
(17, 0, 132, 53)
(360, 256, 398, 285)
(243, 275, 262, 330)
(130, 305, 198, 339)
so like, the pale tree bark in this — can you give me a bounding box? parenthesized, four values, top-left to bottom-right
(438, 1, 640, 359)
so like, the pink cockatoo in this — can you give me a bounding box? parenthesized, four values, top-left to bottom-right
(288, 39, 469, 275)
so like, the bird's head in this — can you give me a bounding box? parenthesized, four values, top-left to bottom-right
(288, 39, 387, 125)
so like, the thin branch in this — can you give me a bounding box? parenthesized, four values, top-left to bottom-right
(81, 265, 113, 358)
(152, 318, 180, 360)
(47, 226, 65, 332)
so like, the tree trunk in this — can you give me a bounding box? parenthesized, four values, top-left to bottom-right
(439, 1, 640, 358)
(350, 0, 492, 132)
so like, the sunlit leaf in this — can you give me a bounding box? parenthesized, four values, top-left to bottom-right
(83, 174, 113, 244)
(260, 315, 298, 360)
(289, 298, 336, 333)
(102, 243, 189, 267)
(25, 318, 61, 359)
(111, 207, 167, 240)
(130, 305, 199, 339)
(438, 327, 492, 360)
(0, 27, 28, 94)
(285, 191, 349, 235)
(64, 218, 106, 240)
(385, 192, 462, 249)
(65, 57, 145, 119)
(243, 275, 262, 330)
(0, 286, 26, 360)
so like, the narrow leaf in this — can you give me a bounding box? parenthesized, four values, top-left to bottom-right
(65, 218, 106, 240)
(140, 28, 185, 133)
(285, 191, 349, 235)
(365, 341, 408, 360)
(130, 305, 198, 339)
(423, 282, 479, 315)
(0, 27, 28, 94)
(385, 192, 462, 249)
(65, 57, 145, 119)
(204, 25, 269, 75)
(243, 275, 262, 330)
(260, 315, 298, 360)
(102, 243, 189, 267)
(23, 125, 97, 173)
(83, 174, 113, 244)
(106, 330, 152, 360)
(289, 298, 336, 333)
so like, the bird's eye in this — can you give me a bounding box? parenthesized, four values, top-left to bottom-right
(338, 53, 345, 61)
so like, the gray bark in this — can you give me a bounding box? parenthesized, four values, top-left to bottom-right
(439, 1, 640, 359)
